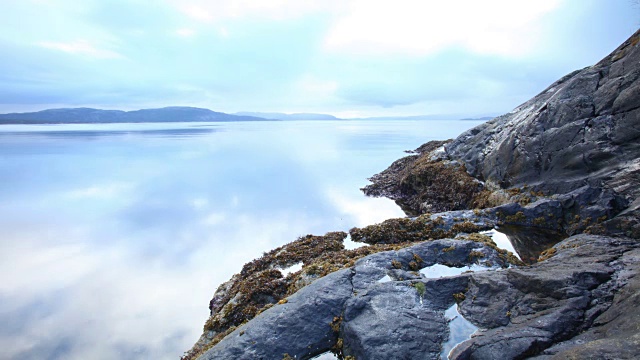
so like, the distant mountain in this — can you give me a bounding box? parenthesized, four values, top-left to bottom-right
(351, 115, 448, 120)
(0, 107, 268, 124)
(353, 114, 498, 121)
(0, 107, 499, 124)
(235, 112, 340, 120)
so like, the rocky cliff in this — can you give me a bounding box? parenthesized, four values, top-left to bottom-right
(185, 29, 640, 359)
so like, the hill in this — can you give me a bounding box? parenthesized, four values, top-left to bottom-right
(0, 107, 267, 124)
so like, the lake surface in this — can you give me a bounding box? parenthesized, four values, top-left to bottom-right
(0, 119, 484, 360)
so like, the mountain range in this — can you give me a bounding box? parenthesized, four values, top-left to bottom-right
(0, 107, 267, 124)
(234, 112, 339, 120)
(0, 106, 496, 124)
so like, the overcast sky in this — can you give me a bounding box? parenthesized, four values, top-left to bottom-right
(0, 0, 638, 117)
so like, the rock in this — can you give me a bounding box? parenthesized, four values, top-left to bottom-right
(196, 239, 513, 359)
(361, 142, 487, 215)
(450, 235, 639, 360)
(341, 282, 452, 360)
(362, 31, 640, 234)
(348, 209, 497, 245)
(444, 31, 640, 237)
(529, 245, 640, 359)
(198, 269, 353, 360)
(194, 235, 639, 360)
(342, 239, 494, 360)
(348, 29, 640, 359)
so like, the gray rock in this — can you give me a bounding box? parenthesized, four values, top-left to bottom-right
(198, 234, 640, 360)
(350, 238, 510, 292)
(445, 31, 640, 236)
(197, 239, 511, 359)
(198, 269, 353, 360)
(530, 246, 640, 360)
(341, 281, 453, 360)
(450, 235, 639, 360)
(362, 31, 640, 235)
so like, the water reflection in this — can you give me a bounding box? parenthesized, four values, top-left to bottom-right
(0, 120, 484, 359)
(0, 128, 219, 140)
(441, 304, 477, 359)
(420, 264, 490, 278)
(496, 225, 566, 264)
(481, 229, 521, 261)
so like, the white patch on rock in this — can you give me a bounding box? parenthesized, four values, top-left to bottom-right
(311, 351, 339, 359)
(280, 262, 303, 276)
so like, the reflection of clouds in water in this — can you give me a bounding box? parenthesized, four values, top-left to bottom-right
(0, 121, 482, 359)
(0, 242, 97, 295)
(0, 205, 326, 359)
(0, 128, 220, 141)
(324, 188, 404, 227)
(0, 249, 205, 359)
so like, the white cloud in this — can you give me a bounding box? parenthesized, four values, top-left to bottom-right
(294, 74, 339, 99)
(190, 198, 209, 210)
(202, 212, 226, 226)
(169, 0, 345, 22)
(231, 195, 240, 207)
(37, 39, 125, 59)
(218, 26, 230, 38)
(323, 0, 561, 57)
(66, 182, 133, 199)
(175, 28, 197, 37)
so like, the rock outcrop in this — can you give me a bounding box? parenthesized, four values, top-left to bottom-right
(364, 30, 640, 239)
(187, 30, 640, 359)
(196, 238, 516, 359)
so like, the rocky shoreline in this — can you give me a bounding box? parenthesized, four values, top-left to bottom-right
(185, 29, 640, 359)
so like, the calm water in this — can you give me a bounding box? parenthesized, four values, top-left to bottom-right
(0, 119, 484, 360)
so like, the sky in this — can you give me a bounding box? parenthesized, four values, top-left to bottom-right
(0, 0, 638, 118)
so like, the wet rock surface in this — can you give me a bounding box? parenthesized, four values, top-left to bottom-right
(198, 268, 353, 360)
(198, 239, 514, 360)
(188, 30, 640, 359)
(195, 234, 639, 360)
(451, 235, 638, 359)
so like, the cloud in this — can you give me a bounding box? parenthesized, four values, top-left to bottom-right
(169, 0, 344, 22)
(175, 28, 196, 38)
(323, 0, 561, 57)
(0, 0, 637, 116)
(37, 40, 125, 59)
(202, 212, 226, 226)
(292, 74, 339, 100)
(66, 182, 134, 199)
